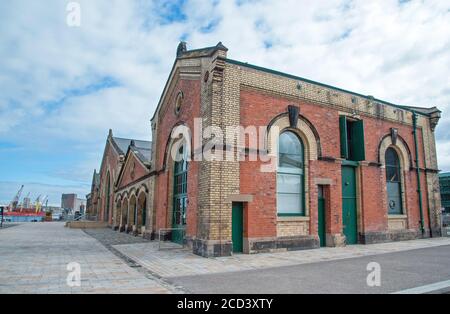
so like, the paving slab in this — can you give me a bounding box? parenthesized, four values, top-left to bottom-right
(113, 237, 450, 278)
(0, 222, 174, 294)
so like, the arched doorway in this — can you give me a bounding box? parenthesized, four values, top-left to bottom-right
(128, 194, 137, 233)
(105, 172, 111, 222)
(120, 197, 128, 232)
(136, 191, 147, 235)
(113, 197, 121, 230)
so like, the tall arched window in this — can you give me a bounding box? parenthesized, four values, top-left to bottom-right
(386, 148, 403, 214)
(277, 131, 305, 216)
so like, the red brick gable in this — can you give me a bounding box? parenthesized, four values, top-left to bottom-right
(116, 149, 150, 191)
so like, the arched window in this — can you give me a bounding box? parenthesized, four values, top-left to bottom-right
(277, 131, 305, 215)
(386, 148, 403, 214)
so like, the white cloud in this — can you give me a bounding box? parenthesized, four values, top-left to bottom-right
(0, 0, 449, 203)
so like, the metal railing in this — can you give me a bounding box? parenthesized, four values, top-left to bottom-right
(63, 213, 87, 222)
(158, 228, 186, 250)
(442, 213, 450, 237)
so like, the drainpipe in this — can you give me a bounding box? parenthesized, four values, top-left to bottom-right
(412, 112, 425, 236)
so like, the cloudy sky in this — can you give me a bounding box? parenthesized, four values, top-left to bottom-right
(0, 0, 449, 206)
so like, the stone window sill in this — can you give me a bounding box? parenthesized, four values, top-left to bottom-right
(388, 214, 407, 219)
(277, 216, 310, 222)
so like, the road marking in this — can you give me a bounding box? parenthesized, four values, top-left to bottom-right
(392, 280, 450, 294)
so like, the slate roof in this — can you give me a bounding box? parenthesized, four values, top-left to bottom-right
(111, 137, 152, 156)
(130, 143, 152, 165)
(93, 172, 100, 187)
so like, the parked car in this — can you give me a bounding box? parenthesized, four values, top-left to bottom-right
(52, 213, 62, 221)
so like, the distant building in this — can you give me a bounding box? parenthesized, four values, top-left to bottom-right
(86, 170, 100, 218)
(87, 130, 151, 234)
(61, 194, 86, 214)
(440, 172, 450, 214)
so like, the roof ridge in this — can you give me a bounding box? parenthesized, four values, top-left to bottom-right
(112, 136, 151, 143)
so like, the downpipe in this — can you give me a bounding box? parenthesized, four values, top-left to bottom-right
(412, 112, 427, 237)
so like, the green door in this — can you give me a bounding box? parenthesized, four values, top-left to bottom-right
(232, 203, 243, 253)
(142, 199, 147, 230)
(342, 166, 358, 245)
(172, 146, 188, 245)
(318, 186, 326, 247)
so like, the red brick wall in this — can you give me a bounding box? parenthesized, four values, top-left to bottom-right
(153, 78, 201, 238)
(239, 88, 429, 239)
(116, 153, 149, 189)
(98, 140, 121, 224)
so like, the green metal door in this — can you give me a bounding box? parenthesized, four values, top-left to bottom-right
(342, 166, 358, 245)
(232, 203, 243, 253)
(142, 199, 147, 229)
(318, 186, 326, 247)
(172, 147, 188, 245)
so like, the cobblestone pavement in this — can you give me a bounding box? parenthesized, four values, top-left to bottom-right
(0, 223, 174, 294)
(83, 228, 149, 247)
(113, 237, 450, 279)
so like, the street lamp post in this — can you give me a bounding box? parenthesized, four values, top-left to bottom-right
(0, 206, 4, 228)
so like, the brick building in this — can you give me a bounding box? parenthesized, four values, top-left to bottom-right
(86, 170, 100, 218)
(94, 42, 443, 258)
(61, 194, 86, 215)
(439, 172, 450, 214)
(88, 129, 152, 231)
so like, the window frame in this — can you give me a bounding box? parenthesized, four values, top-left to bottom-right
(385, 147, 403, 215)
(339, 116, 366, 161)
(277, 130, 306, 217)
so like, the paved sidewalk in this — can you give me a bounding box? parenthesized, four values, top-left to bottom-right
(0, 223, 172, 294)
(83, 228, 149, 247)
(0, 223, 18, 229)
(113, 237, 450, 278)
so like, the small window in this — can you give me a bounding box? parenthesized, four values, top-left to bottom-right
(175, 91, 184, 114)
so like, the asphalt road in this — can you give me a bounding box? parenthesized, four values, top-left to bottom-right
(169, 245, 450, 294)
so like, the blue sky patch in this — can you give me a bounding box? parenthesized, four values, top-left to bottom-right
(41, 76, 120, 111)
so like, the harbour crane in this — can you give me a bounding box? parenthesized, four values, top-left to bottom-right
(34, 195, 42, 211)
(20, 192, 31, 211)
(40, 195, 48, 212)
(10, 185, 24, 210)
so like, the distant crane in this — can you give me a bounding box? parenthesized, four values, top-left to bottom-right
(34, 195, 42, 212)
(10, 185, 24, 210)
(20, 192, 31, 211)
(40, 195, 48, 212)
